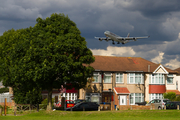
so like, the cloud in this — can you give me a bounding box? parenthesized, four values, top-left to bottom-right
(91, 46, 136, 56)
(151, 52, 164, 64)
(165, 56, 180, 69)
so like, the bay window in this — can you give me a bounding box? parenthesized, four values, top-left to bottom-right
(149, 93, 163, 101)
(149, 74, 165, 84)
(130, 93, 144, 105)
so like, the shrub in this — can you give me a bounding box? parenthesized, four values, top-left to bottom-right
(175, 96, 180, 101)
(163, 92, 176, 101)
(0, 105, 3, 109)
(41, 98, 55, 106)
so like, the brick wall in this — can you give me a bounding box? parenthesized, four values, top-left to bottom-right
(117, 105, 151, 110)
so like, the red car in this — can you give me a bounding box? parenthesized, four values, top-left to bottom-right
(66, 100, 75, 108)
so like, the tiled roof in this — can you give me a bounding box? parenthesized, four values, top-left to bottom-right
(114, 87, 130, 94)
(89, 55, 177, 73)
(166, 90, 180, 95)
(174, 67, 180, 74)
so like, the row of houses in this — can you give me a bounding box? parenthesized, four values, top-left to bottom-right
(42, 55, 180, 106)
(76, 55, 180, 105)
(2, 55, 180, 106)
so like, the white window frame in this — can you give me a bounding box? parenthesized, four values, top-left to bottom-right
(127, 73, 144, 84)
(167, 74, 173, 84)
(130, 93, 144, 105)
(104, 72, 112, 83)
(149, 93, 163, 101)
(92, 72, 101, 83)
(149, 74, 165, 84)
(116, 73, 123, 83)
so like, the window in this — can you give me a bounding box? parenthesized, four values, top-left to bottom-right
(167, 74, 173, 84)
(62, 93, 77, 100)
(130, 93, 144, 105)
(116, 73, 123, 83)
(92, 72, 101, 83)
(176, 81, 178, 90)
(149, 74, 164, 84)
(149, 93, 163, 101)
(127, 73, 144, 84)
(104, 73, 111, 83)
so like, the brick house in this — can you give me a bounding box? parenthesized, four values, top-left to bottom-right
(79, 55, 178, 106)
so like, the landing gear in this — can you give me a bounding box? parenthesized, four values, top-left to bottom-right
(117, 42, 120, 44)
(112, 41, 115, 44)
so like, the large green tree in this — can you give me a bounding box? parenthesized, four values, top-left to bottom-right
(0, 13, 95, 110)
(0, 28, 42, 105)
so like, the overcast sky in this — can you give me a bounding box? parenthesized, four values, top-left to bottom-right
(1, 0, 180, 70)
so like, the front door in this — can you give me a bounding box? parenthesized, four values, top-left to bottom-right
(119, 95, 127, 105)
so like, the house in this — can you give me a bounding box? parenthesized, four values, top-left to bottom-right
(79, 55, 178, 106)
(168, 67, 180, 95)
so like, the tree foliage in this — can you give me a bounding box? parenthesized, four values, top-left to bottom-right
(0, 13, 95, 110)
(0, 87, 9, 93)
(163, 92, 176, 101)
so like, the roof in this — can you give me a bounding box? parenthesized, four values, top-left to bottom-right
(174, 67, 180, 74)
(114, 87, 130, 94)
(166, 90, 180, 95)
(89, 55, 177, 73)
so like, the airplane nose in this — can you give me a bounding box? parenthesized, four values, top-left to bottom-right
(104, 31, 108, 34)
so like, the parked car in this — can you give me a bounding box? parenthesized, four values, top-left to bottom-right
(166, 101, 180, 109)
(146, 99, 170, 110)
(65, 102, 99, 111)
(135, 101, 147, 106)
(66, 100, 75, 108)
(74, 99, 86, 104)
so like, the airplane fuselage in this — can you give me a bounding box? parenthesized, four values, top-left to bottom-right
(104, 31, 120, 42)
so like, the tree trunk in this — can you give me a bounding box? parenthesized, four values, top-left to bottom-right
(47, 88, 52, 111)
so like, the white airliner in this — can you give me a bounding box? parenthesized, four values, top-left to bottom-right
(95, 31, 149, 44)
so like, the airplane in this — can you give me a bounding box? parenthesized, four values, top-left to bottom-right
(95, 31, 149, 44)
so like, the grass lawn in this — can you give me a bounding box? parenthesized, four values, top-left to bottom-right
(0, 110, 180, 120)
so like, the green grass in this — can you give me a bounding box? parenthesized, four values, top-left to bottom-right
(1, 110, 180, 120)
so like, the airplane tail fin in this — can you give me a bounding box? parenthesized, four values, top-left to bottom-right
(127, 33, 130, 37)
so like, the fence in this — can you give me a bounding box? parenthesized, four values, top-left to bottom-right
(0, 93, 13, 106)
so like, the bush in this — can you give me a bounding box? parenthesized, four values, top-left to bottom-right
(163, 92, 176, 101)
(175, 96, 180, 101)
(0, 105, 3, 109)
(41, 98, 55, 106)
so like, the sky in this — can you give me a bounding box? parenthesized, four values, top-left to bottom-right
(1, 0, 180, 70)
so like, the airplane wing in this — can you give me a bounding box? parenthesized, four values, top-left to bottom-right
(95, 37, 112, 41)
(117, 36, 149, 41)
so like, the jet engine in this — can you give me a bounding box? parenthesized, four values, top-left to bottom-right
(133, 38, 137, 41)
(99, 38, 102, 41)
